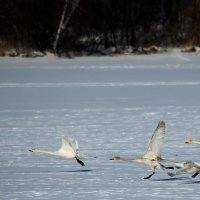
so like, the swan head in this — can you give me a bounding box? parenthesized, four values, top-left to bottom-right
(185, 139, 198, 144)
(110, 156, 121, 160)
(29, 148, 40, 152)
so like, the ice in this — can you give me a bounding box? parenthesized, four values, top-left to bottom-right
(1, 53, 200, 199)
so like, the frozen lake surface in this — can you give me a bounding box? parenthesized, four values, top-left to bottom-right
(1, 52, 200, 199)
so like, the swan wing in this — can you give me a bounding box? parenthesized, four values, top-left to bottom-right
(58, 136, 78, 156)
(143, 121, 165, 159)
(65, 136, 78, 152)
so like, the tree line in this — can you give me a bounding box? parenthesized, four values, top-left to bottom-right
(0, 0, 200, 56)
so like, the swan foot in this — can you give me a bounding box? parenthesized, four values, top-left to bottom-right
(165, 166, 174, 170)
(192, 172, 199, 178)
(143, 171, 155, 179)
(159, 163, 174, 170)
(75, 157, 85, 166)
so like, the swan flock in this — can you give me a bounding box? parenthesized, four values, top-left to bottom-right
(29, 121, 200, 179)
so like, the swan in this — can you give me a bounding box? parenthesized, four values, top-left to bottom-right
(164, 139, 200, 178)
(167, 161, 200, 178)
(110, 121, 174, 179)
(185, 139, 200, 144)
(29, 136, 85, 166)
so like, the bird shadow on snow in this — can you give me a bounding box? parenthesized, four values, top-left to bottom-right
(0, 168, 93, 174)
(183, 180, 200, 184)
(33, 169, 93, 173)
(151, 176, 200, 184)
(150, 177, 190, 182)
(60, 169, 93, 173)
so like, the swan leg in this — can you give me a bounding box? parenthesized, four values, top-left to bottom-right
(165, 166, 174, 170)
(75, 157, 85, 166)
(192, 172, 199, 178)
(143, 171, 155, 179)
(160, 163, 174, 170)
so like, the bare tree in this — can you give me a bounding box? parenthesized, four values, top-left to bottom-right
(53, 0, 80, 53)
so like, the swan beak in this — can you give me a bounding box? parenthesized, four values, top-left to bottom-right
(29, 148, 37, 152)
(185, 139, 192, 144)
(110, 157, 120, 160)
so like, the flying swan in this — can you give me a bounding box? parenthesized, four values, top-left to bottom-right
(164, 138, 200, 178)
(110, 121, 174, 179)
(29, 136, 85, 166)
(167, 161, 200, 178)
(185, 139, 200, 145)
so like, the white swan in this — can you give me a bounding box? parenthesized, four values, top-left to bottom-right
(29, 136, 84, 166)
(185, 139, 200, 144)
(167, 161, 200, 178)
(110, 121, 174, 179)
(164, 139, 200, 178)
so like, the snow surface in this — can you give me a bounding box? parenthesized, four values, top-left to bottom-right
(1, 52, 200, 199)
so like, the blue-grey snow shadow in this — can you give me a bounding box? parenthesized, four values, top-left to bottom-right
(0, 169, 93, 174)
(151, 177, 200, 184)
(61, 169, 93, 173)
(183, 180, 200, 184)
(151, 177, 189, 181)
(34, 169, 93, 173)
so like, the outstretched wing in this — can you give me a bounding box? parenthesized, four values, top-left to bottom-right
(143, 121, 165, 159)
(58, 136, 78, 157)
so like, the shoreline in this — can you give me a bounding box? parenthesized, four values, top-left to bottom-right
(0, 46, 200, 59)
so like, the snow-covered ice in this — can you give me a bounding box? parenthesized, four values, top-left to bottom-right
(1, 53, 200, 199)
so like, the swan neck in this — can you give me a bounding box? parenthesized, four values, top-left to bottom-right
(118, 157, 142, 163)
(193, 141, 200, 144)
(132, 158, 144, 163)
(36, 149, 57, 156)
(120, 157, 133, 161)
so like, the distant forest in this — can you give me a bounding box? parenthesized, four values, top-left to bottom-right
(0, 0, 200, 56)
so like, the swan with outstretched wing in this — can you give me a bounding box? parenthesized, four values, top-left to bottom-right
(110, 121, 174, 179)
(29, 136, 84, 166)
